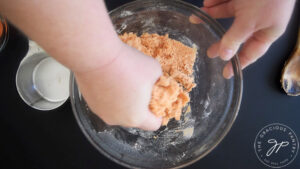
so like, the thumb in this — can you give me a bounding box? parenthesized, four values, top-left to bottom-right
(138, 112, 162, 131)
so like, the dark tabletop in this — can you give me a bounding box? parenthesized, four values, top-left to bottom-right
(0, 1, 299, 169)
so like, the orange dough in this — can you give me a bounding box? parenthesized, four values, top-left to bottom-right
(120, 33, 197, 125)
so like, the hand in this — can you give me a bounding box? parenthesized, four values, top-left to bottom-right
(0, 0, 163, 131)
(74, 42, 163, 131)
(203, 0, 296, 78)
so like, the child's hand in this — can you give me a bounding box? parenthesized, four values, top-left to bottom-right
(74, 43, 163, 131)
(203, 0, 296, 78)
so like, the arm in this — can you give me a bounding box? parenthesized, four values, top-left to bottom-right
(0, 0, 162, 130)
(0, 0, 120, 73)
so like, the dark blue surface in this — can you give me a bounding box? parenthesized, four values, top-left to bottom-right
(0, 1, 299, 169)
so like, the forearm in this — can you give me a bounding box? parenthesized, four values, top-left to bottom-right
(0, 0, 121, 73)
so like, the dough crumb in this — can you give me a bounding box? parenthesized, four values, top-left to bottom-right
(120, 33, 197, 125)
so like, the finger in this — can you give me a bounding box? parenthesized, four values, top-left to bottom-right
(219, 17, 255, 61)
(239, 33, 272, 69)
(203, 0, 229, 7)
(251, 26, 284, 45)
(201, 1, 234, 19)
(223, 62, 233, 79)
(138, 112, 162, 131)
(207, 42, 221, 58)
(189, 14, 203, 24)
(222, 29, 275, 79)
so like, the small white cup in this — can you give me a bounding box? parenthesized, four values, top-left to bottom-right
(16, 41, 70, 110)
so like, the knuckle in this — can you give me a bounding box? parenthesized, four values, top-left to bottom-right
(253, 33, 272, 45)
(243, 53, 258, 66)
(243, 55, 252, 64)
(254, 28, 283, 45)
(222, 36, 242, 49)
(103, 118, 117, 126)
(126, 116, 143, 127)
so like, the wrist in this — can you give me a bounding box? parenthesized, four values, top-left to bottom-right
(71, 36, 125, 74)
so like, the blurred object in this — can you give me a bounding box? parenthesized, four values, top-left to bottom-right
(281, 27, 300, 96)
(0, 16, 9, 52)
(16, 41, 70, 110)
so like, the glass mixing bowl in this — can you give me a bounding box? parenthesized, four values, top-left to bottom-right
(70, 0, 243, 168)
